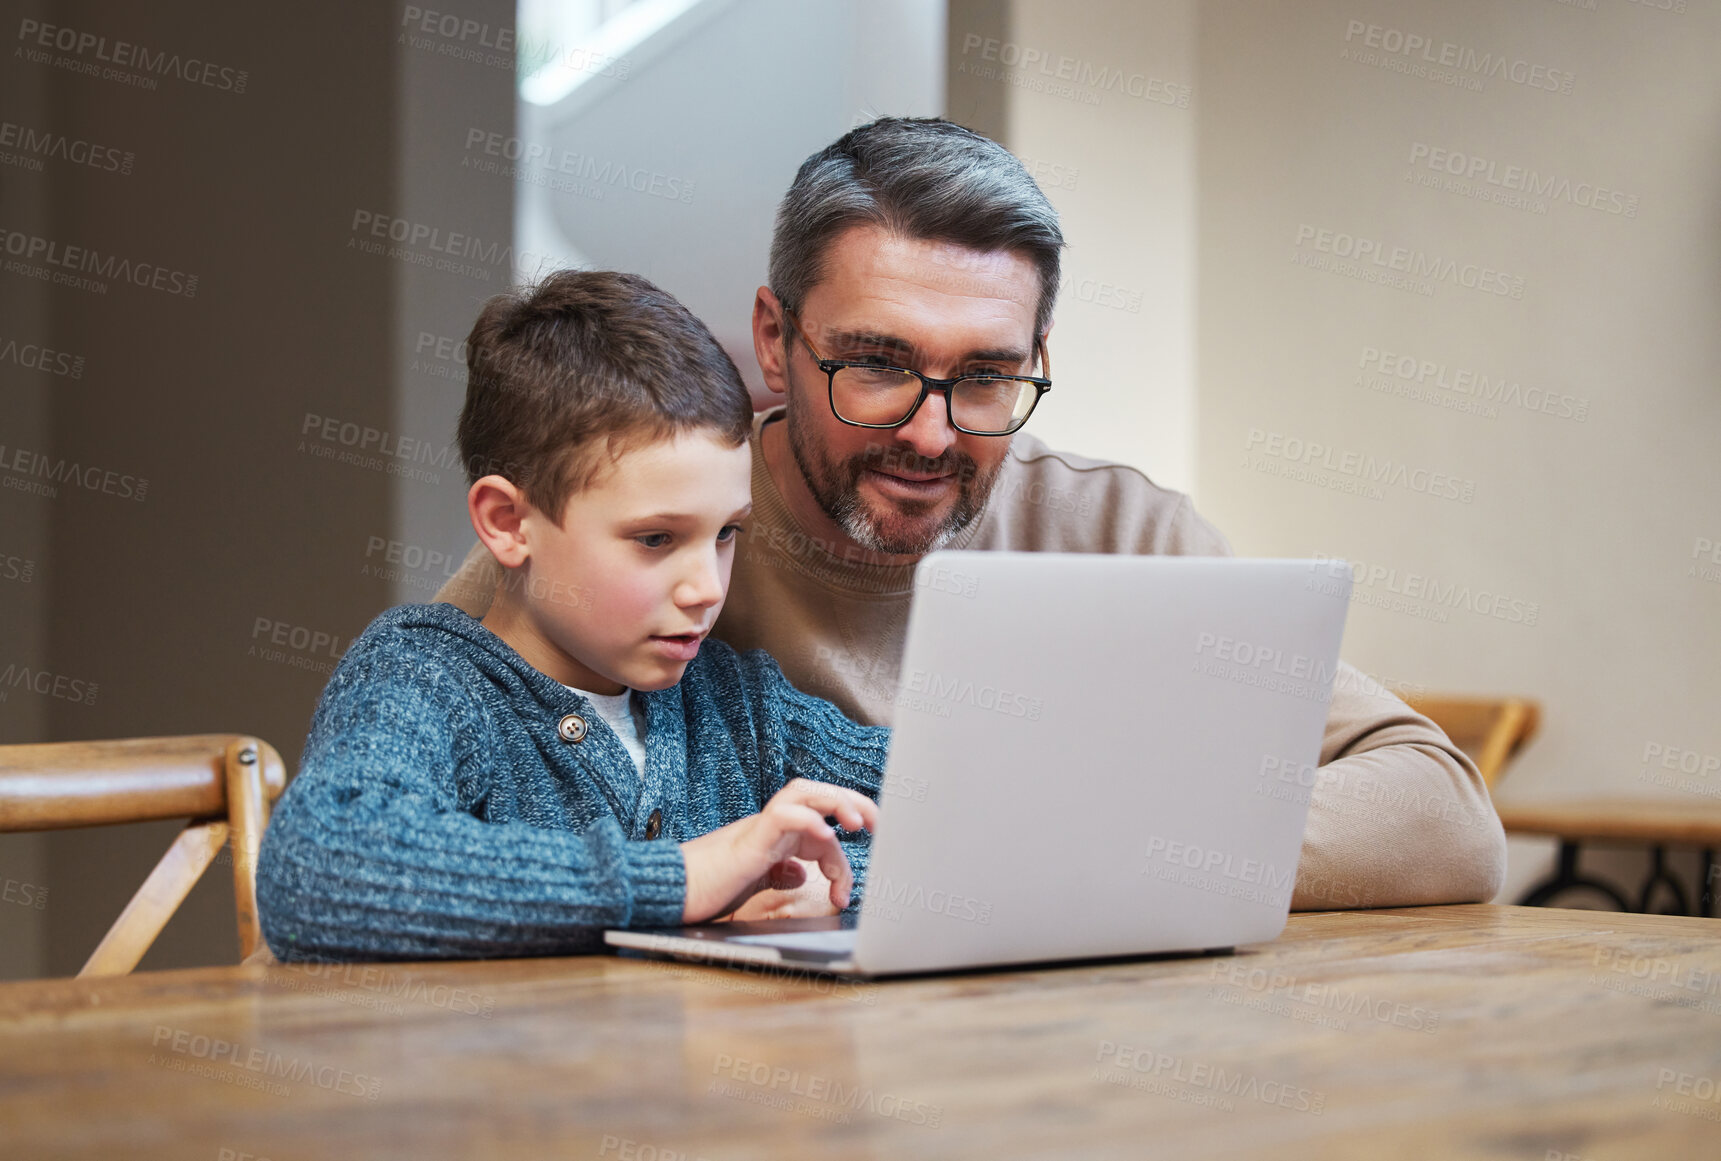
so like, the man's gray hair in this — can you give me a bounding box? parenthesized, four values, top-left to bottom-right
(768, 117, 1064, 338)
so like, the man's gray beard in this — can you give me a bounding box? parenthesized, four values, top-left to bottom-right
(784, 398, 1001, 557)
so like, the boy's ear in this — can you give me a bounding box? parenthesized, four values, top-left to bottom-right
(469, 475, 532, 568)
(751, 285, 790, 398)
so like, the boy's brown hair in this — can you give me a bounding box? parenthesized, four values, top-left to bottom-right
(457, 269, 752, 522)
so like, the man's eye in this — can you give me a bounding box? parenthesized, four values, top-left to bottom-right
(716, 524, 743, 543)
(634, 533, 671, 549)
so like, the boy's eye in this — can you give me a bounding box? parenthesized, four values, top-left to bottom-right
(634, 533, 671, 549)
(716, 524, 743, 543)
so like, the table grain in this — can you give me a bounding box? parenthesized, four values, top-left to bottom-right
(2, 905, 1719, 1160)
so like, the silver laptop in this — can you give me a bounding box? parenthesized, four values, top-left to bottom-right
(606, 552, 1352, 977)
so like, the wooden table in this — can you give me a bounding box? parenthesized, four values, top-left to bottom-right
(3, 905, 1720, 1159)
(1497, 799, 1721, 915)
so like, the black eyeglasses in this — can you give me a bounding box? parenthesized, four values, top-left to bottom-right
(786, 310, 1051, 436)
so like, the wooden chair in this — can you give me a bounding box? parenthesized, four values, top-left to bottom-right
(0, 735, 286, 977)
(1404, 695, 1540, 790)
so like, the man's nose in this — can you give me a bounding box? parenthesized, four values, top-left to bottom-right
(892, 389, 958, 461)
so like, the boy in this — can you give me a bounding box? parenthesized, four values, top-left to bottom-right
(257, 270, 886, 962)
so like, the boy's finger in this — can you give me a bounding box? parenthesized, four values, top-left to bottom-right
(810, 845, 853, 909)
(788, 784, 879, 832)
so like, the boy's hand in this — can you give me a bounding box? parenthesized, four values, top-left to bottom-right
(679, 779, 878, 924)
(726, 858, 839, 921)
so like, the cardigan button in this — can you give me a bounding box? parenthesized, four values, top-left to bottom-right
(644, 809, 663, 840)
(557, 713, 588, 743)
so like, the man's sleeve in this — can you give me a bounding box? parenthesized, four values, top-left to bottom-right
(734, 648, 891, 905)
(256, 642, 685, 962)
(1133, 486, 1506, 908)
(1293, 664, 1507, 909)
(434, 540, 501, 618)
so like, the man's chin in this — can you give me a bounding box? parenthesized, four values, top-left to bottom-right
(846, 501, 965, 557)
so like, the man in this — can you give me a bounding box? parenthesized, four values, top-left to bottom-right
(439, 116, 1506, 915)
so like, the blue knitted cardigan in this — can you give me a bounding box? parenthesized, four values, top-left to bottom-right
(257, 602, 890, 962)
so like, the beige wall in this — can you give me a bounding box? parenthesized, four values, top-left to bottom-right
(1195, 0, 1721, 902)
(956, 0, 1721, 904)
(950, 0, 1200, 494)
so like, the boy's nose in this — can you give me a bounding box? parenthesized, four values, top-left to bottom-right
(675, 553, 725, 609)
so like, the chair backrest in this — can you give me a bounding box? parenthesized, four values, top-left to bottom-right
(0, 734, 286, 977)
(1405, 697, 1541, 790)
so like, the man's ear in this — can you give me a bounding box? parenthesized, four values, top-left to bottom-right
(468, 475, 532, 569)
(752, 285, 790, 398)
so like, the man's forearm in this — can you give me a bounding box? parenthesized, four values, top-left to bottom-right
(1291, 663, 1507, 910)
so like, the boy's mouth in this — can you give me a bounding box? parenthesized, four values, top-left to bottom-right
(648, 631, 707, 663)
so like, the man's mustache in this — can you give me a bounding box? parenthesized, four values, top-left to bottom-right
(851, 445, 979, 483)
